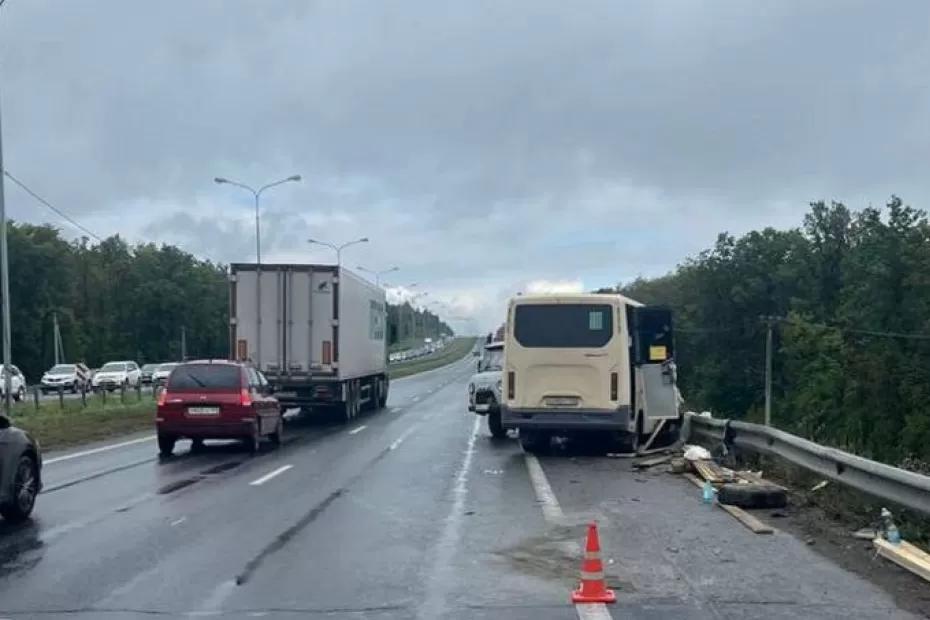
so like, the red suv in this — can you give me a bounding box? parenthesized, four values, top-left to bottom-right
(156, 360, 282, 456)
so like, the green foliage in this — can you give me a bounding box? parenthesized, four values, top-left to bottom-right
(611, 197, 930, 464)
(5, 223, 229, 380)
(386, 302, 453, 347)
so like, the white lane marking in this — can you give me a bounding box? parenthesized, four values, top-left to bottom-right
(524, 453, 565, 523)
(44, 435, 155, 464)
(389, 407, 401, 414)
(415, 416, 481, 620)
(389, 426, 418, 451)
(171, 517, 187, 527)
(524, 455, 614, 620)
(576, 603, 613, 620)
(348, 425, 367, 435)
(248, 464, 293, 486)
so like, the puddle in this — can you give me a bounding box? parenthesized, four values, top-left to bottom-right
(157, 477, 202, 494)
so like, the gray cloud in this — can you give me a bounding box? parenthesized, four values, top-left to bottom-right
(2, 0, 929, 330)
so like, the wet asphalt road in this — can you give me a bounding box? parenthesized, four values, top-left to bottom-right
(0, 355, 923, 619)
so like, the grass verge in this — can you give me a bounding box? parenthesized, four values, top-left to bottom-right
(388, 337, 477, 379)
(6, 392, 156, 452)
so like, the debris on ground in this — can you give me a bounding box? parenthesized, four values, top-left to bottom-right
(683, 444, 712, 461)
(717, 482, 788, 509)
(810, 480, 830, 492)
(873, 538, 930, 583)
(851, 528, 877, 540)
(669, 457, 687, 474)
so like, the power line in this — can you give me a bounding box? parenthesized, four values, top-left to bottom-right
(3, 170, 103, 241)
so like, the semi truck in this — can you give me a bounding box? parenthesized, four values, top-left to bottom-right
(229, 263, 389, 422)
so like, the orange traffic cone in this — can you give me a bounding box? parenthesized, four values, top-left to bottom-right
(571, 522, 616, 604)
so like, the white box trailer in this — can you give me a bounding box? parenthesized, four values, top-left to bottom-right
(229, 263, 389, 421)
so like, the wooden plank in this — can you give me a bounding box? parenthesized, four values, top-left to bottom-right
(633, 454, 672, 469)
(717, 503, 775, 534)
(683, 472, 704, 488)
(681, 472, 775, 534)
(874, 538, 930, 583)
(738, 470, 788, 491)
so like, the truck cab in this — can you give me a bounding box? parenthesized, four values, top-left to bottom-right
(467, 341, 505, 438)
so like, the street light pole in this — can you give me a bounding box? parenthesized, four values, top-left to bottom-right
(307, 237, 369, 268)
(357, 265, 399, 286)
(0, 89, 11, 414)
(215, 174, 301, 368)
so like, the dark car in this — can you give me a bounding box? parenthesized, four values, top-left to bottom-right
(140, 363, 159, 385)
(0, 415, 41, 522)
(155, 360, 282, 456)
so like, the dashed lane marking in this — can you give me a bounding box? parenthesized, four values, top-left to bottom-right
(523, 453, 615, 620)
(348, 425, 367, 435)
(44, 435, 156, 464)
(389, 426, 418, 451)
(523, 453, 565, 523)
(248, 464, 293, 486)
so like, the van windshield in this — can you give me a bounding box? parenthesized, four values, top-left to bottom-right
(514, 304, 613, 348)
(168, 364, 242, 390)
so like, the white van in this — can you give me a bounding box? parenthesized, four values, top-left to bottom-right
(502, 293, 680, 453)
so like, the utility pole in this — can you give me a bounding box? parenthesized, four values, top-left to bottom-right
(0, 87, 11, 415)
(53, 312, 61, 365)
(180, 326, 187, 361)
(761, 315, 779, 427)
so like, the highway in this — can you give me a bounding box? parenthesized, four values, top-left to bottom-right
(0, 354, 921, 619)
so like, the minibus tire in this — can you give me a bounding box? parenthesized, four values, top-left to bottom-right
(519, 430, 549, 454)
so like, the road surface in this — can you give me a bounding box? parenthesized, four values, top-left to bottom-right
(0, 354, 921, 619)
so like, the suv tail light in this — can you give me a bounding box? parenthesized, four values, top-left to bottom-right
(507, 371, 515, 399)
(610, 372, 618, 401)
(239, 388, 252, 407)
(157, 389, 168, 406)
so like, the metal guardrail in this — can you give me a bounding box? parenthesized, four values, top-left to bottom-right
(684, 412, 930, 516)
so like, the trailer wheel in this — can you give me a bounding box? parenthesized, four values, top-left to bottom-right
(377, 377, 389, 409)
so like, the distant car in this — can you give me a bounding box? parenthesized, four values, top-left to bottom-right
(155, 360, 282, 456)
(151, 362, 179, 387)
(140, 363, 160, 385)
(40, 363, 90, 394)
(0, 365, 26, 402)
(0, 414, 41, 521)
(91, 361, 142, 392)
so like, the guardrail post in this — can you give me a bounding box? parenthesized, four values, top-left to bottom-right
(136, 382, 142, 402)
(80, 385, 87, 407)
(120, 384, 126, 403)
(58, 386, 64, 409)
(32, 386, 39, 411)
(101, 387, 106, 406)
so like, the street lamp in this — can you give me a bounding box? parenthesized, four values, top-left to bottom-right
(357, 265, 398, 285)
(307, 237, 369, 267)
(213, 174, 301, 265)
(0, 86, 11, 413)
(214, 174, 300, 368)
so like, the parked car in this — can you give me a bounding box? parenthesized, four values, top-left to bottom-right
(140, 363, 160, 385)
(0, 414, 41, 521)
(155, 360, 282, 456)
(40, 363, 90, 394)
(0, 365, 26, 402)
(151, 362, 179, 387)
(91, 361, 142, 392)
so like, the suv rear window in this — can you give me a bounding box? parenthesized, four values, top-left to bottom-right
(514, 304, 613, 348)
(167, 364, 243, 390)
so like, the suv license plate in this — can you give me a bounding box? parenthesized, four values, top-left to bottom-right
(546, 397, 579, 407)
(187, 406, 220, 416)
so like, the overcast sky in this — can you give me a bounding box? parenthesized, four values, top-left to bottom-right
(2, 1, 929, 332)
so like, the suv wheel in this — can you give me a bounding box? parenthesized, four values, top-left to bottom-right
(158, 434, 176, 457)
(487, 409, 506, 439)
(0, 455, 39, 522)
